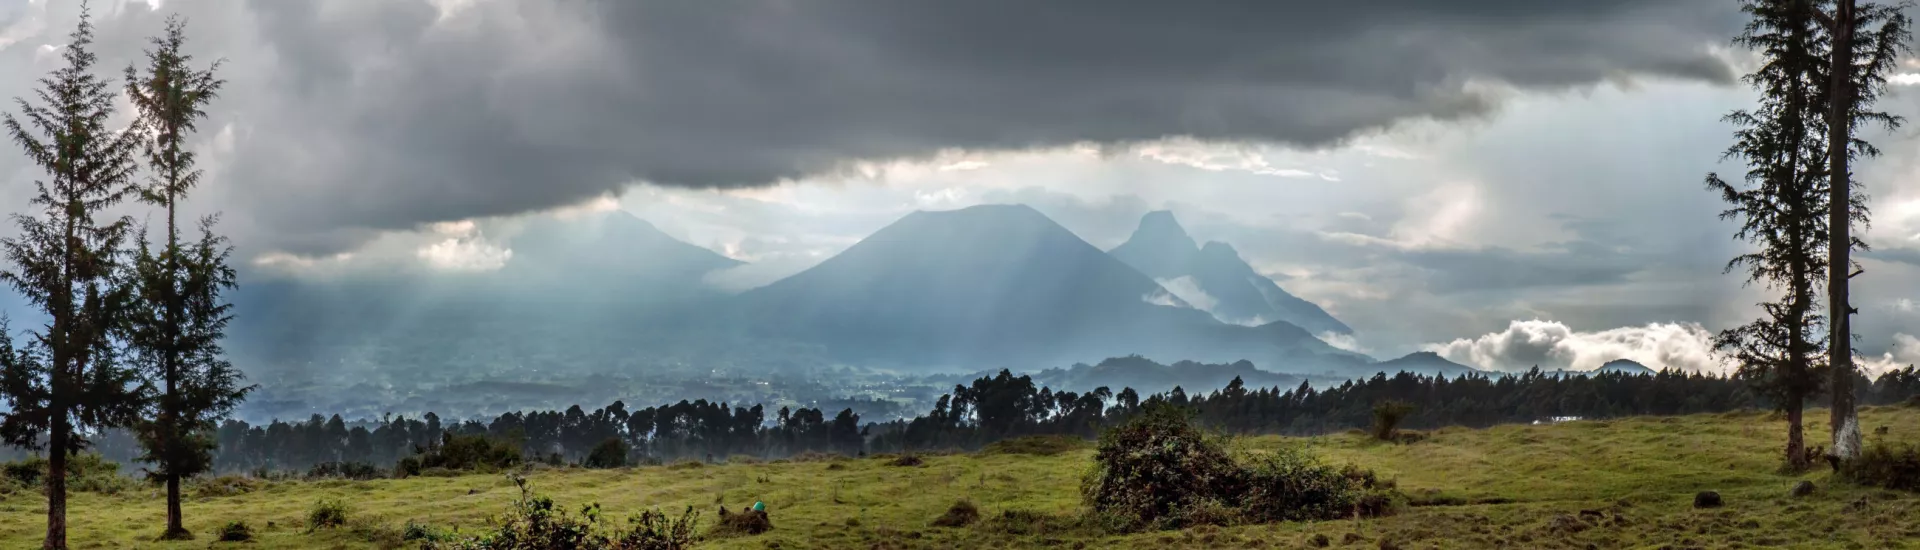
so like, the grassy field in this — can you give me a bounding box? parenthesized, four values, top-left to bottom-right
(3, 406, 1919, 549)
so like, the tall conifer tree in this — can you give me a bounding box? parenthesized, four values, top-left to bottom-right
(1709, 0, 1834, 472)
(0, 5, 146, 548)
(122, 15, 250, 539)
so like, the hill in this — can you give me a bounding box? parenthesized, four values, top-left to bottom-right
(1597, 358, 1659, 375)
(735, 204, 1370, 372)
(1109, 210, 1351, 335)
(16, 406, 1918, 548)
(1368, 351, 1483, 377)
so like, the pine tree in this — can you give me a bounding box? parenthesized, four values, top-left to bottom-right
(0, 5, 147, 548)
(1708, 0, 1835, 472)
(1815, 0, 1910, 461)
(123, 16, 250, 540)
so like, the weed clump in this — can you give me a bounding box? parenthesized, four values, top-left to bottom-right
(1082, 404, 1400, 531)
(1838, 443, 1920, 492)
(308, 499, 349, 531)
(216, 521, 252, 542)
(931, 499, 980, 527)
(890, 454, 925, 467)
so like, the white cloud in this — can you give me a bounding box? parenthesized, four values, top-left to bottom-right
(1861, 333, 1920, 377)
(1133, 138, 1337, 180)
(417, 235, 512, 272)
(1424, 319, 1730, 374)
(1154, 276, 1217, 313)
(1317, 331, 1371, 354)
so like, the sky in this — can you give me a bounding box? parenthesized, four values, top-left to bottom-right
(2, 0, 1920, 374)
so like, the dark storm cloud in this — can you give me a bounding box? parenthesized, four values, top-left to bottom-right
(8, 0, 1743, 253)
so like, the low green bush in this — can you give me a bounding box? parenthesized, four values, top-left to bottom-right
(1839, 443, 1920, 492)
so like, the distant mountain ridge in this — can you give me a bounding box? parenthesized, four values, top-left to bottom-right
(733, 204, 1372, 373)
(1109, 211, 1352, 335)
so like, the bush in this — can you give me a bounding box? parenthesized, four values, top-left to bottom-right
(931, 499, 980, 527)
(1240, 446, 1397, 523)
(1838, 443, 1920, 492)
(585, 438, 631, 469)
(712, 506, 774, 537)
(306, 461, 385, 480)
(399, 433, 523, 478)
(1080, 404, 1244, 530)
(1371, 401, 1415, 441)
(308, 499, 349, 531)
(889, 454, 925, 467)
(216, 521, 253, 542)
(980, 435, 1088, 456)
(1082, 404, 1400, 531)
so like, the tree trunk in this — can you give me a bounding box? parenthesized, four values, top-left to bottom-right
(164, 475, 186, 538)
(44, 421, 68, 550)
(1786, 397, 1808, 471)
(1826, 0, 1862, 462)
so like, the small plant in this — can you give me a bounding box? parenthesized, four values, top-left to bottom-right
(308, 499, 349, 531)
(216, 521, 252, 542)
(712, 505, 774, 537)
(1371, 400, 1416, 442)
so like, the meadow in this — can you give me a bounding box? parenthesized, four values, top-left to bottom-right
(3, 406, 1918, 549)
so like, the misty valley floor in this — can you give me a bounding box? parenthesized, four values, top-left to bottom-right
(4, 408, 1919, 549)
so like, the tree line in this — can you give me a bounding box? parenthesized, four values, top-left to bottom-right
(30, 364, 1913, 473)
(0, 7, 246, 547)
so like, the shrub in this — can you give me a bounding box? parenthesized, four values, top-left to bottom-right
(1371, 401, 1415, 441)
(1239, 446, 1396, 523)
(1080, 404, 1244, 530)
(667, 460, 704, 470)
(712, 506, 774, 537)
(889, 454, 925, 467)
(398, 433, 523, 478)
(1082, 404, 1400, 531)
(308, 499, 349, 531)
(2, 457, 44, 486)
(216, 521, 253, 542)
(931, 499, 980, 527)
(306, 461, 385, 480)
(980, 435, 1088, 456)
(585, 438, 631, 469)
(1838, 443, 1920, 492)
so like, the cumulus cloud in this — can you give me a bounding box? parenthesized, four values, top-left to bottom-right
(1424, 319, 1730, 374)
(0, 0, 1742, 257)
(1861, 333, 1920, 377)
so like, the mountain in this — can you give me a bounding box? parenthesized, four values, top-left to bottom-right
(1597, 359, 1658, 375)
(1368, 351, 1482, 377)
(1109, 211, 1351, 335)
(1029, 356, 1304, 396)
(734, 204, 1371, 372)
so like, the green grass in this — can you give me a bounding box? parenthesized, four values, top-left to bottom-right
(5, 407, 1920, 548)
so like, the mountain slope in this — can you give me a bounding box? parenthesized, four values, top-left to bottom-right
(736, 204, 1369, 372)
(1109, 211, 1351, 334)
(1597, 359, 1658, 375)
